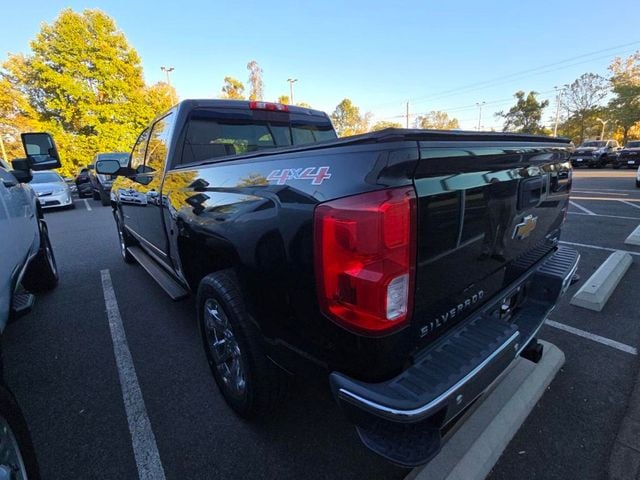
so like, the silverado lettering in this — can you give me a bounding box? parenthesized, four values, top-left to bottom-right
(97, 99, 579, 467)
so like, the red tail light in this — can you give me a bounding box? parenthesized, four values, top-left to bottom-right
(314, 186, 417, 335)
(249, 101, 289, 112)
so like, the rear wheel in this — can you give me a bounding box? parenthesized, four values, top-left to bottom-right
(22, 221, 58, 293)
(0, 383, 40, 480)
(92, 190, 100, 200)
(115, 212, 136, 264)
(197, 270, 289, 419)
(636, 180, 640, 188)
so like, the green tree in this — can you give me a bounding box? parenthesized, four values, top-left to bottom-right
(371, 120, 402, 131)
(277, 95, 290, 105)
(608, 52, 640, 143)
(416, 111, 460, 130)
(221, 76, 245, 99)
(0, 9, 166, 176)
(563, 73, 609, 143)
(497, 91, 549, 134)
(330, 98, 371, 137)
(247, 60, 264, 101)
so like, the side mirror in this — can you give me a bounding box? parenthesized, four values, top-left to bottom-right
(20, 132, 62, 171)
(95, 159, 121, 175)
(10, 166, 32, 183)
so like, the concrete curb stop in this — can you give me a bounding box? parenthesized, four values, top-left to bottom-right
(570, 251, 632, 312)
(407, 340, 565, 480)
(624, 225, 640, 246)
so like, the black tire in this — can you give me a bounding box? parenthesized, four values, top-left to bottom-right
(114, 211, 136, 264)
(99, 188, 110, 206)
(0, 383, 41, 479)
(66, 203, 76, 210)
(612, 163, 620, 170)
(92, 190, 100, 201)
(636, 180, 640, 188)
(22, 221, 58, 293)
(197, 270, 289, 419)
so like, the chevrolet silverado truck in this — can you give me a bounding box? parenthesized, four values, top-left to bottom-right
(614, 140, 640, 169)
(97, 99, 579, 467)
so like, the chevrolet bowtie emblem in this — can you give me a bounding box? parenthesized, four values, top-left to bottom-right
(513, 214, 537, 240)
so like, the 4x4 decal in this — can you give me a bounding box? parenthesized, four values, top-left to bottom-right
(267, 166, 331, 185)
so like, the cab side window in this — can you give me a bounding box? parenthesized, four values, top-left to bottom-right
(145, 113, 175, 174)
(131, 129, 150, 172)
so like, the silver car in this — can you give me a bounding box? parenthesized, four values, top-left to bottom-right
(30, 171, 74, 209)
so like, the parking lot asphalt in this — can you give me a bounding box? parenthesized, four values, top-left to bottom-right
(3, 169, 640, 480)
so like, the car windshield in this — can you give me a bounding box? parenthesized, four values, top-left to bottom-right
(581, 141, 606, 147)
(98, 153, 130, 166)
(31, 171, 62, 183)
(626, 141, 640, 148)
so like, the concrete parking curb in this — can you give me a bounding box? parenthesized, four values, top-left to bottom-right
(570, 251, 632, 312)
(407, 340, 564, 480)
(609, 367, 640, 480)
(624, 225, 640, 246)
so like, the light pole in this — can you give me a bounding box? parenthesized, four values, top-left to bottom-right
(553, 85, 566, 137)
(287, 78, 298, 104)
(596, 117, 609, 140)
(161, 66, 176, 104)
(476, 101, 486, 131)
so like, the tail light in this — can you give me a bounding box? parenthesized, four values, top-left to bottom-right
(314, 186, 417, 335)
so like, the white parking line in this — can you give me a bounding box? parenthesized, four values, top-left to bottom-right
(559, 240, 640, 257)
(620, 200, 640, 210)
(572, 190, 629, 196)
(573, 188, 639, 194)
(100, 270, 166, 480)
(83, 199, 92, 211)
(569, 201, 595, 215)
(545, 319, 637, 355)
(569, 212, 640, 221)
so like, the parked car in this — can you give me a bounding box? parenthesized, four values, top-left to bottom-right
(30, 170, 74, 210)
(570, 139, 621, 168)
(87, 152, 129, 206)
(615, 140, 640, 169)
(0, 131, 63, 479)
(75, 167, 93, 198)
(97, 99, 579, 467)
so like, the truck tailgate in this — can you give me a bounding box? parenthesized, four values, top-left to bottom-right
(412, 143, 572, 345)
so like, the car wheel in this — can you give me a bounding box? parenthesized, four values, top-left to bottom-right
(636, 180, 640, 188)
(115, 212, 136, 264)
(66, 203, 76, 210)
(612, 163, 620, 169)
(99, 189, 110, 207)
(92, 190, 100, 201)
(0, 383, 41, 480)
(197, 270, 289, 419)
(22, 221, 58, 293)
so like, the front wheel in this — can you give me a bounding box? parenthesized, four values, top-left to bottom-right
(0, 383, 40, 479)
(22, 221, 58, 293)
(636, 180, 640, 188)
(197, 270, 289, 419)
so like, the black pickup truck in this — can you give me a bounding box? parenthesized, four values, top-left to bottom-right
(97, 99, 579, 467)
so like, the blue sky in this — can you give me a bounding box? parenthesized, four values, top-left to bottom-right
(2, 0, 639, 130)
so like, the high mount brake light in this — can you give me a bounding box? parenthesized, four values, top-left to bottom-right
(314, 187, 416, 335)
(249, 101, 289, 112)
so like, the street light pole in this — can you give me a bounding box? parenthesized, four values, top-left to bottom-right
(596, 117, 609, 140)
(161, 66, 176, 104)
(476, 101, 486, 131)
(553, 86, 565, 137)
(287, 78, 298, 104)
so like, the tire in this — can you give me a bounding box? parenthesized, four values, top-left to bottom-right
(612, 163, 620, 170)
(66, 203, 76, 210)
(636, 180, 640, 188)
(114, 211, 136, 264)
(99, 188, 110, 206)
(0, 383, 41, 479)
(92, 190, 100, 201)
(197, 270, 289, 419)
(22, 221, 58, 293)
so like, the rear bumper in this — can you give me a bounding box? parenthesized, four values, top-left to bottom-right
(330, 246, 579, 466)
